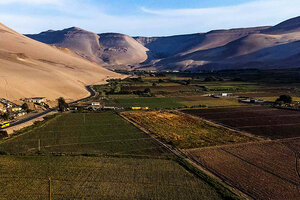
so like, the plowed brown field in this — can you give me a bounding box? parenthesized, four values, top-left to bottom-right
(182, 106, 300, 139)
(187, 139, 300, 200)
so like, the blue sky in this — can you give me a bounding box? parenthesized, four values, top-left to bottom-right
(0, 0, 300, 36)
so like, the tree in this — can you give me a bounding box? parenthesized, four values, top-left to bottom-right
(21, 103, 29, 112)
(144, 88, 151, 94)
(58, 97, 69, 112)
(1, 112, 10, 120)
(185, 80, 191, 85)
(113, 84, 121, 93)
(276, 95, 292, 104)
(100, 91, 106, 98)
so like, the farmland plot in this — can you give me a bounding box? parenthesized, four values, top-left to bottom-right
(0, 156, 224, 200)
(187, 139, 300, 200)
(0, 112, 168, 157)
(182, 106, 300, 139)
(106, 97, 184, 109)
(122, 111, 254, 149)
(0, 112, 239, 200)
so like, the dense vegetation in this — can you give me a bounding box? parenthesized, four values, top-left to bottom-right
(92, 70, 300, 110)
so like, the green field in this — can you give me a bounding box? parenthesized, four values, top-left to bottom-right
(106, 95, 243, 109)
(201, 82, 261, 92)
(180, 96, 242, 107)
(0, 156, 224, 200)
(0, 112, 239, 200)
(106, 97, 185, 109)
(94, 75, 286, 110)
(0, 112, 168, 157)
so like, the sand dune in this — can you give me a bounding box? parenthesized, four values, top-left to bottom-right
(0, 23, 122, 101)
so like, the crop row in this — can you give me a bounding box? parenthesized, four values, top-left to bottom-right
(0, 112, 169, 157)
(0, 155, 223, 200)
(187, 139, 300, 200)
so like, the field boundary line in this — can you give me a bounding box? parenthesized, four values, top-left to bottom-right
(17, 132, 147, 142)
(27, 137, 154, 151)
(187, 137, 300, 152)
(280, 142, 300, 179)
(237, 122, 300, 128)
(119, 112, 253, 200)
(183, 150, 256, 200)
(210, 113, 300, 121)
(221, 148, 300, 186)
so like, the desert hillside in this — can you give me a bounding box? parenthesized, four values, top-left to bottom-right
(0, 23, 122, 101)
(27, 16, 300, 71)
(27, 28, 148, 68)
(153, 16, 300, 71)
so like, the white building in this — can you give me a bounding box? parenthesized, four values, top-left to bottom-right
(91, 102, 101, 106)
(27, 97, 45, 104)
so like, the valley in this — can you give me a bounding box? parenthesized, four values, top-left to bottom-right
(1, 6, 300, 199)
(1, 70, 300, 199)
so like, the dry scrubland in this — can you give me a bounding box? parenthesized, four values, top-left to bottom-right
(122, 111, 254, 149)
(0, 112, 235, 200)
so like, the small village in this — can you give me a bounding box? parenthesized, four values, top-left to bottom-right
(0, 97, 50, 122)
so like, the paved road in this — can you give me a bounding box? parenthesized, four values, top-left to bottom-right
(7, 85, 97, 129)
(9, 109, 54, 128)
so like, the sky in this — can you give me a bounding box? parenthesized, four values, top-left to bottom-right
(0, 0, 300, 36)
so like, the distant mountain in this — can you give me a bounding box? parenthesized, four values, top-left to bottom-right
(262, 16, 300, 34)
(27, 28, 148, 69)
(135, 27, 268, 58)
(27, 16, 300, 71)
(0, 23, 121, 101)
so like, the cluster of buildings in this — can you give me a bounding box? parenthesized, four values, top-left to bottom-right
(25, 97, 45, 104)
(0, 98, 26, 118)
(208, 93, 234, 98)
(0, 97, 48, 121)
(239, 98, 268, 104)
